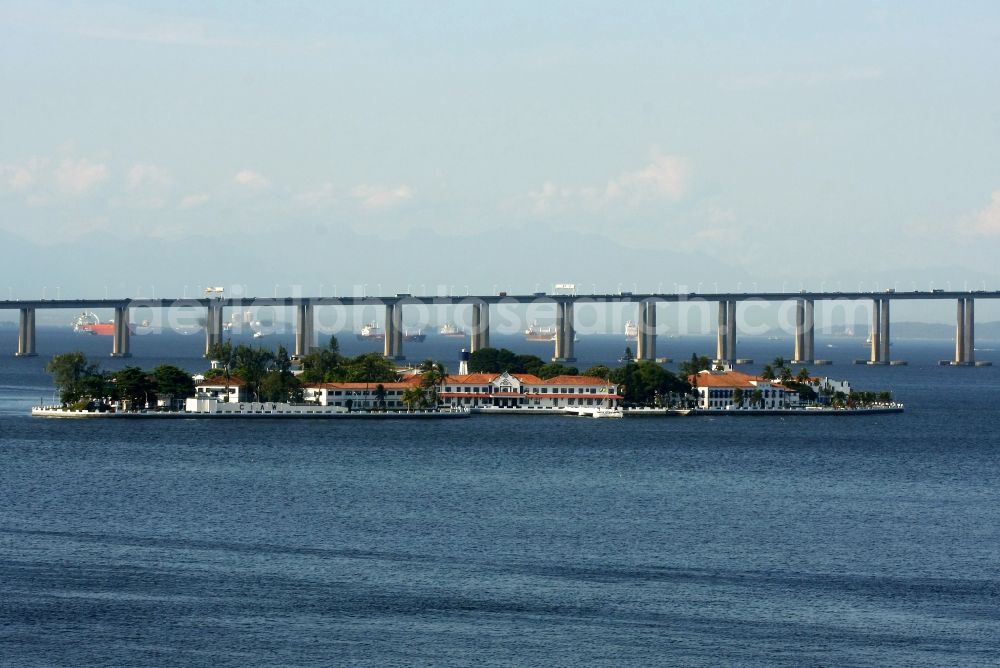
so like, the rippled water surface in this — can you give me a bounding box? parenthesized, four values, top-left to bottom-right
(2, 330, 999, 666)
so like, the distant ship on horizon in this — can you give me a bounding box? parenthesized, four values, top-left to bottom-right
(72, 312, 135, 336)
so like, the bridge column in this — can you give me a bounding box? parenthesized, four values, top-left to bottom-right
(16, 308, 37, 357)
(804, 299, 814, 363)
(716, 301, 728, 362)
(383, 303, 404, 360)
(393, 302, 404, 360)
(637, 300, 657, 361)
(954, 299, 966, 364)
(295, 303, 314, 357)
(553, 301, 566, 361)
(879, 298, 890, 363)
(964, 298, 975, 364)
(564, 300, 575, 362)
(112, 306, 131, 358)
(635, 301, 648, 360)
(726, 300, 736, 362)
(470, 302, 490, 353)
(869, 300, 882, 364)
(204, 302, 224, 357)
(793, 299, 805, 363)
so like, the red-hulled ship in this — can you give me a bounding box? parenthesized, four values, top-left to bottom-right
(72, 312, 136, 336)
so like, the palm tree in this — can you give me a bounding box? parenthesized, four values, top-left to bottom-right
(773, 356, 786, 368)
(779, 366, 792, 383)
(418, 359, 447, 408)
(796, 367, 810, 383)
(401, 386, 423, 411)
(760, 364, 775, 381)
(374, 383, 387, 411)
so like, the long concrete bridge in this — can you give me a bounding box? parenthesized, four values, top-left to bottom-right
(2, 290, 996, 366)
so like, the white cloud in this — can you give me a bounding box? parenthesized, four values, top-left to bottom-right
(967, 190, 1000, 236)
(528, 153, 687, 215)
(233, 169, 270, 189)
(0, 157, 47, 191)
(294, 181, 337, 209)
(53, 157, 109, 195)
(178, 193, 210, 209)
(351, 183, 414, 210)
(127, 163, 172, 191)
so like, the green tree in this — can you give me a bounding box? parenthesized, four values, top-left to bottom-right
(538, 362, 579, 379)
(300, 335, 342, 382)
(750, 389, 764, 408)
(468, 347, 528, 373)
(732, 387, 745, 407)
(418, 359, 447, 407)
(374, 383, 387, 410)
(779, 366, 793, 383)
(796, 367, 810, 383)
(111, 366, 155, 410)
(231, 344, 274, 401)
(401, 386, 424, 411)
(258, 345, 302, 402)
(760, 364, 775, 381)
(152, 365, 196, 409)
(45, 351, 101, 405)
(773, 356, 786, 369)
(582, 364, 612, 379)
(207, 340, 233, 365)
(346, 352, 399, 383)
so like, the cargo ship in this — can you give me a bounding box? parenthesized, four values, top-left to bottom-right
(625, 320, 638, 341)
(524, 321, 556, 342)
(438, 322, 466, 338)
(404, 329, 426, 342)
(356, 321, 385, 342)
(72, 312, 136, 336)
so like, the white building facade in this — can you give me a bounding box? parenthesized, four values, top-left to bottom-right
(438, 372, 621, 410)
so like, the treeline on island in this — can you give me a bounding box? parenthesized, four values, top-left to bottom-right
(45, 352, 195, 410)
(469, 346, 692, 407)
(43, 338, 892, 411)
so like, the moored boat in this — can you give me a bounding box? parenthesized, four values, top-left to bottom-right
(72, 312, 136, 336)
(438, 322, 466, 337)
(524, 321, 556, 342)
(356, 321, 385, 341)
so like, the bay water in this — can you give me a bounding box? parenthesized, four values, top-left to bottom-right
(2, 329, 999, 666)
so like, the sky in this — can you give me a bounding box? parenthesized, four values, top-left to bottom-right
(2, 1, 1000, 323)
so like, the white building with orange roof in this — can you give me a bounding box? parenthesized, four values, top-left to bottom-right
(688, 369, 799, 410)
(439, 371, 621, 413)
(194, 376, 247, 403)
(302, 376, 423, 410)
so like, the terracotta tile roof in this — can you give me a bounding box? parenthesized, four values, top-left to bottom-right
(544, 375, 612, 386)
(197, 376, 246, 387)
(688, 371, 759, 388)
(303, 378, 421, 390)
(445, 373, 498, 384)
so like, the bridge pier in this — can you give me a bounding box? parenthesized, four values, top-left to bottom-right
(879, 298, 890, 363)
(204, 302, 224, 357)
(383, 302, 404, 360)
(868, 299, 883, 364)
(792, 299, 814, 364)
(111, 306, 131, 357)
(470, 302, 490, 353)
(950, 298, 977, 365)
(636, 300, 657, 361)
(553, 300, 576, 363)
(16, 308, 37, 357)
(715, 300, 736, 363)
(295, 303, 315, 358)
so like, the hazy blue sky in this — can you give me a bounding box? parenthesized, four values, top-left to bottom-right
(2, 1, 1000, 311)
